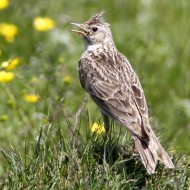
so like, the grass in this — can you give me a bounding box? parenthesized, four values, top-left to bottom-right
(0, 0, 190, 189)
(0, 112, 189, 189)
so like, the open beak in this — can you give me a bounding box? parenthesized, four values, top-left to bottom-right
(69, 23, 88, 36)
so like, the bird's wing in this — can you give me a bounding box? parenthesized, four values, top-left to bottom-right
(129, 73, 151, 138)
(88, 77, 148, 139)
(130, 75, 149, 119)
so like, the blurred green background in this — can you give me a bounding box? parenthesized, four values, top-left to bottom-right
(0, 0, 190, 176)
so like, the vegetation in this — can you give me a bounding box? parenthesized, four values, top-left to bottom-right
(0, 0, 189, 189)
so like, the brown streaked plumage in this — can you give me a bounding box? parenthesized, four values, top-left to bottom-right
(70, 11, 174, 174)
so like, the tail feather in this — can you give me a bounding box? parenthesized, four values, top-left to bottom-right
(133, 129, 174, 174)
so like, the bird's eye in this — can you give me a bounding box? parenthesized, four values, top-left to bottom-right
(92, 27, 98, 32)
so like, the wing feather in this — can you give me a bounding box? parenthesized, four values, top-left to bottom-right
(78, 54, 150, 138)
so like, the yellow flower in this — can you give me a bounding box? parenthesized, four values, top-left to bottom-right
(0, 0, 9, 10)
(0, 71, 14, 83)
(33, 17, 55, 32)
(91, 122, 106, 135)
(0, 23, 18, 42)
(23, 94, 39, 103)
(1, 57, 20, 70)
(63, 75, 72, 85)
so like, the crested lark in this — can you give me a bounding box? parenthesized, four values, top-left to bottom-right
(70, 11, 174, 174)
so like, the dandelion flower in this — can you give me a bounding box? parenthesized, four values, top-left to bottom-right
(23, 94, 39, 103)
(0, 23, 18, 42)
(91, 122, 106, 135)
(0, 71, 14, 83)
(0, 0, 9, 10)
(63, 75, 72, 85)
(1, 57, 20, 70)
(33, 17, 55, 32)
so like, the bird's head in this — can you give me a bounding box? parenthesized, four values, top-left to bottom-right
(70, 11, 113, 49)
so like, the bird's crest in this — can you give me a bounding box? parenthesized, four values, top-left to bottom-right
(86, 11, 105, 25)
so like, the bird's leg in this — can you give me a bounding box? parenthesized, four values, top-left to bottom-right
(132, 141, 138, 154)
(101, 113, 110, 134)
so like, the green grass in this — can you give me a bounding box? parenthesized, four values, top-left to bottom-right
(0, 114, 189, 189)
(0, 0, 190, 189)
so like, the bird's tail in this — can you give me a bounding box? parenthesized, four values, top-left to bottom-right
(133, 129, 174, 174)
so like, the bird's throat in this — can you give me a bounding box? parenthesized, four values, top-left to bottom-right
(86, 44, 102, 51)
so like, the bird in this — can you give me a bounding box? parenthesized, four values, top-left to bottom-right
(70, 11, 174, 174)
